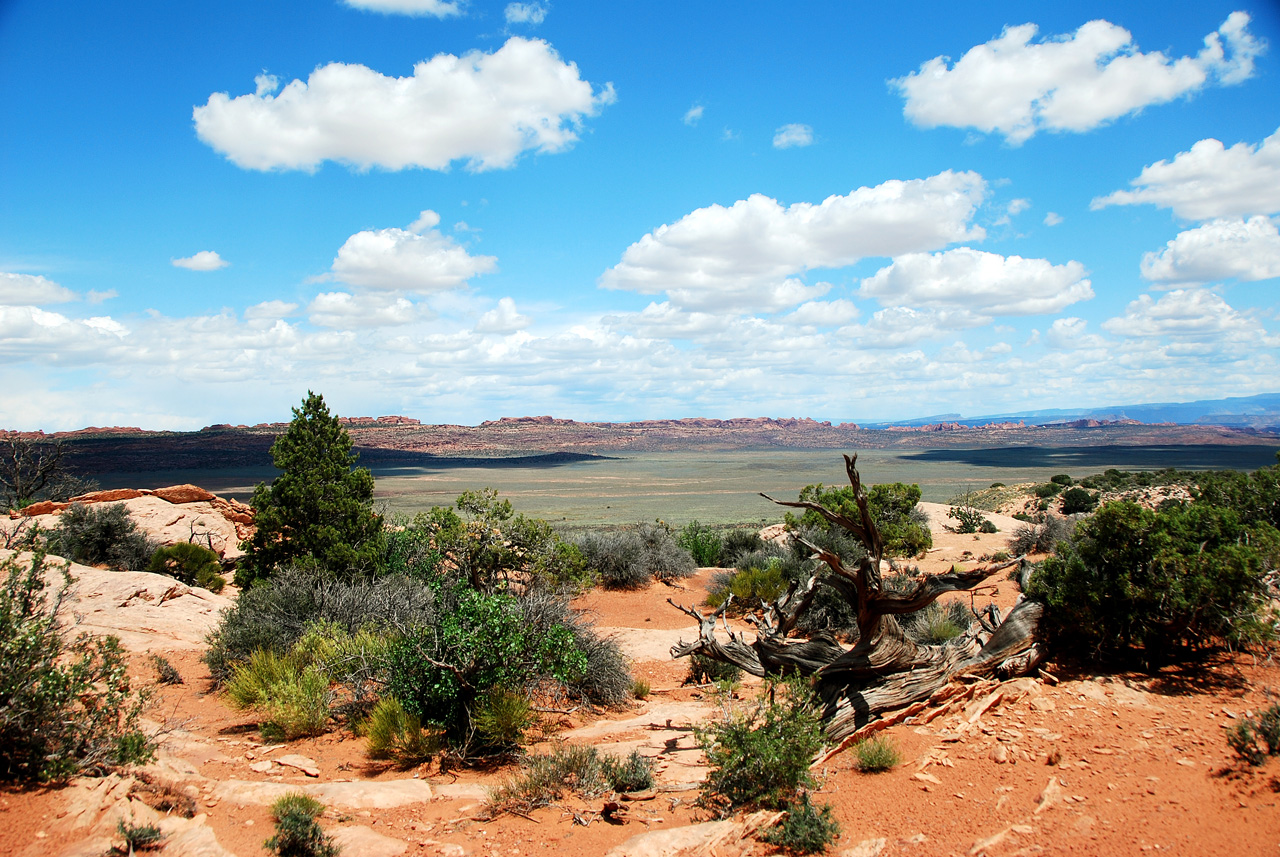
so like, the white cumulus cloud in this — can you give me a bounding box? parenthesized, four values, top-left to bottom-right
(0, 272, 76, 306)
(600, 170, 987, 312)
(1043, 212, 1063, 226)
(172, 250, 229, 271)
(1102, 288, 1269, 344)
(307, 292, 420, 329)
(342, 0, 462, 17)
(330, 210, 497, 293)
(894, 12, 1264, 144)
(1141, 216, 1280, 285)
(859, 248, 1093, 316)
(683, 104, 704, 126)
(505, 2, 547, 25)
(1092, 126, 1280, 219)
(475, 297, 531, 333)
(194, 38, 615, 172)
(773, 123, 813, 148)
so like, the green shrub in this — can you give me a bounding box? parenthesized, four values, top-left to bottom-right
(901, 600, 969, 645)
(1034, 482, 1063, 499)
(0, 549, 154, 782)
(226, 649, 332, 741)
(148, 541, 226, 592)
(947, 506, 989, 534)
(720, 528, 765, 566)
(1195, 455, 1280, 529)
(49, 502, 157, 571)
(761, 792, 840, 855)
(266, 792, 338, 857)
(630, 678, 651, 699)
(696, 678, 825, 816)
(853, 734, 901, 772)
(1059, 487, 1098, 514)
(474, 689, 535, 751)
(602, 749, 655, 793)
(685, 652, 743, 685)
(784, 482, 931, 557)
(678, 520, 723, 567)
(151, 654, 183, 685)
(1227, 703, 1280, 766)
(115, 818, 165, 853)
(384, 586, 587, 745)
(578, 523, 696, 588)
(363, 697, 440, 765)
(706, 563, 788, 610)
(1050, 474, 1073, 486)
(487, 744, 608, 814)
(1027, 501, 1280, 664)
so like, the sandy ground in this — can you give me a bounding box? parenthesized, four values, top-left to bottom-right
(3, 516, 1280, 857)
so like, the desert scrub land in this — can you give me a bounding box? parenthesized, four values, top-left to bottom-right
(2, 400, 1279, 857)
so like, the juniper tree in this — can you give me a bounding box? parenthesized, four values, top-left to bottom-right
(237, 392, 380, 587)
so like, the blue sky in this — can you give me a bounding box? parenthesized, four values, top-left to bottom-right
(2, 1, 1279, 430)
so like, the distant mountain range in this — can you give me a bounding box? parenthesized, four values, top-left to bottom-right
(859, 393, 1280, 431)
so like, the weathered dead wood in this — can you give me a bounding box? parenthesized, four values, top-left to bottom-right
(670, 452, 1046, 743)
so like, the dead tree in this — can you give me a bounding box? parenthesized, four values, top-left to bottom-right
(670, 453, 1045, 742)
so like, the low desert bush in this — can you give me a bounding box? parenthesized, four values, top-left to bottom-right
(761, 792, 840, 855)
(720, 528, 765, 566)
(0, 550, 154, 782)
(363, 696, 440, 765)
(1034, 482, 1063, 499)
(1007, 515, 1072, 556)
(1027, 501, 1280, 664)
(638, 521, 697, 582)
(630, 678, 651, 699)
(266, 792, 338, 857)
(151, 654, 183, 685)
(696, 677, 825, 816)
(49, 502, 157, 571)
(1227, 702, 1280, 766)
(678, 520, 723, 567)
(488, 744, 609, 813)
(947, 505, 990, 534)
(602, 748, 655, 793)
(226, 649, 332, 741)
(1059, 487, 1098, 515)
(706, 562, 788, 610)
(578, 523, 696, 588)
(685, 652, 743, 685)
(114, 818, 165, 853)
(147, 541, 226, 592)
(900, 600, 970, 646)
(853, 734, 901, 772)
(474, 688, 535, 751)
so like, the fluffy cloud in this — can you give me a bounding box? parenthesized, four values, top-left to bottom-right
(172, 250, 229, 271)
(1092, 126, 1280, 219)
(194, 38, 615, 172)
(0, 272, 76, 306)
(505, 2, 547, 25)
(842, 306, 987, 349)
(683, 104, 704, 126)
(1102, 288, 1269, 343)
(773, 124, 813, 148)
(1045, 317, 1104, 350)
(307, 292, 419, 329)
(786, 299, 859, 327)
(1043, 212, 1063, 227)
(894, 12, 1263, 144)
(244, 300, 299, 321)
(342, 0, 462, 17)
(860, 248, 1093, 316)
(330, 210, 497, 293)
(1141, 216, 1280, 284)
(600, 170, 987, 311)
(475, 297, 531, 333)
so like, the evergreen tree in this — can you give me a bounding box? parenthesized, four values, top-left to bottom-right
(236, 392, 380, 587)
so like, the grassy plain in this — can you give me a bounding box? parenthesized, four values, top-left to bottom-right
(87, 444, 1278, 529)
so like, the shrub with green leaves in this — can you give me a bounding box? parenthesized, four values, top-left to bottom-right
(696, 678, 825, 816)
(226, 649, 333, 741)
(115, 818, 165, 853)
(363, 697, 440, 766)
(678, 520, 723, 566)
(0, 550, 154, 781)
(900, 600, 969, 646)
(1059, 487, 1098, 514)
(1226, 702, 1280, 766)
(947, 505, 991, 534)
(784, 482, 932, 557)
(578, 522, 696, 588)
(706, 563, 788, 611)
(761, 792, 840, 855)
(1027, 500, 1280, 664)
(48, 502, 157, 571)
(487, 744, 609, 814)
(603, 748, 655, 793)
(266, 792, 338, 857)
(853, 734, 901, 772)
(474, 688, 535, 751)
(720, 528, 765, 566)
(148, 541, 226, 592)
(685, 652, 743, 685)
(1007, 515, 1072, 556)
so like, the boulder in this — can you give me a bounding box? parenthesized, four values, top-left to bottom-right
(149, 484, 216, 504)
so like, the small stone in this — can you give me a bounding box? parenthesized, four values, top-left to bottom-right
(250, 760, 275, 773)
(990, 744, 1009, 764)
(912, 772, 942, 785)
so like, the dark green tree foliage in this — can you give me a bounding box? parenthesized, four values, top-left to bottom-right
(148, 542, 226, 592)
(238, 392, 380, 586)
(1, 550, 153, 781)
(784, 482, 932, 556)
(1195, 452, 1280, 530)
(1059, 487, 1098, 514)
(678, 520, 723, 567)
(1027, 501, 1279, 664)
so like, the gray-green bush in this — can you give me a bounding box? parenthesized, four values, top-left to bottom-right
(48, 502, 157, 571)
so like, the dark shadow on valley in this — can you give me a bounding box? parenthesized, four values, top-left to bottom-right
(901, 444, 1279, 472)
